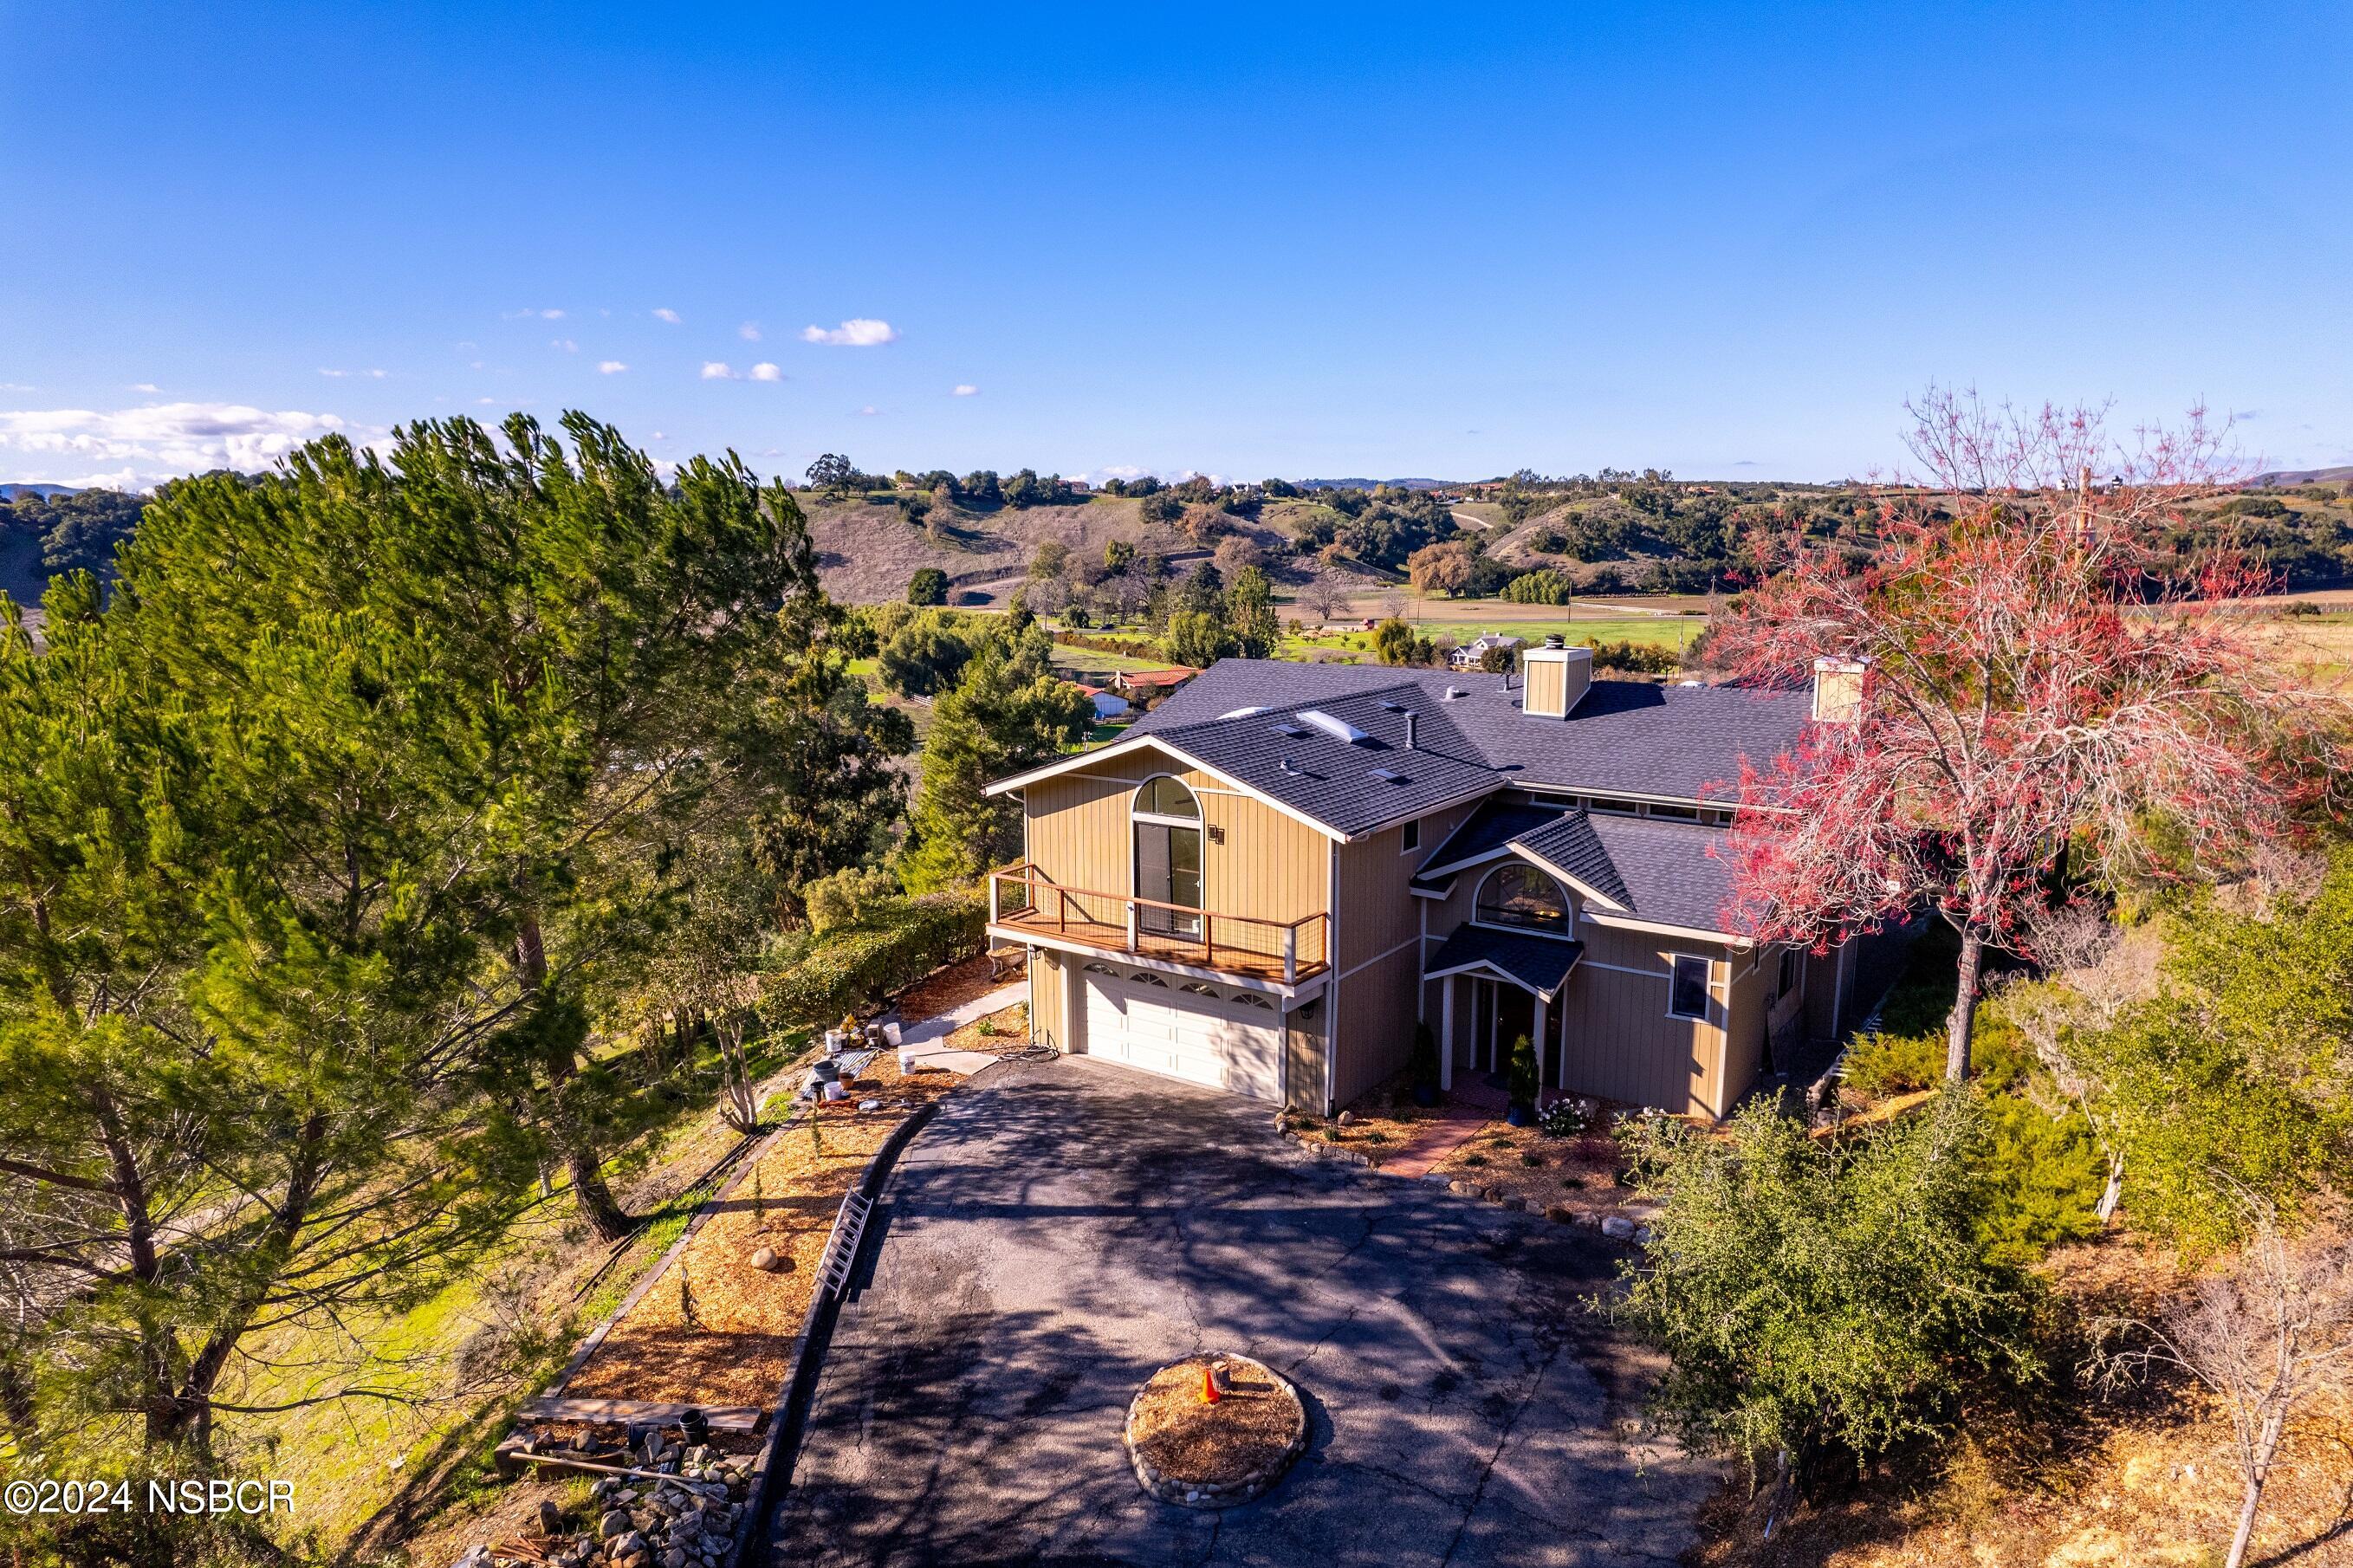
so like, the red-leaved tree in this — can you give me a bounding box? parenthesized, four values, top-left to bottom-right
(1709, 389, 2348, 1081)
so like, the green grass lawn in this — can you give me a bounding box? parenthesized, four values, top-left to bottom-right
(1280, 614, 1702, 661)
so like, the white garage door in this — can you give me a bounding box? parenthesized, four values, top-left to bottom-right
(1080, 963, 1284, 1102)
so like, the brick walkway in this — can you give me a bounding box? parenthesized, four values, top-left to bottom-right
(1373, 1078, 1509, 1179)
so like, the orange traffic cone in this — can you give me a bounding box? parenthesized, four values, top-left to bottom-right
(1201, 1364, 1221, 1405)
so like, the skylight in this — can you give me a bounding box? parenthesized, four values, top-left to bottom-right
(1369, 768, 1406, 783)
(1270, 721, 1307, 737)
(1297, 709, 1370, 744)
(1219, 705, 1269, 718)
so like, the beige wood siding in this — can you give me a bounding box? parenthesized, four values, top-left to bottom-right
(1335, 801, 1479, 970)
(1524, 657, 1565, 718)
(1027, 948, 1073, 1052)
(1283, 996, 1326, 1111)
(1018, 748, 1332, 968)
(1333, 943, 1423, 1107)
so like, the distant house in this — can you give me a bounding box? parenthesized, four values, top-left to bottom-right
(1075, 684, 1131, 721)
(1065, 478, 1093, 496)
(1112, 666, 1200, 697)
(1448, 633, 1526, 671)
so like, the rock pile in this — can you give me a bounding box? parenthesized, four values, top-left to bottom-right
(456, 1433, 752, 1568)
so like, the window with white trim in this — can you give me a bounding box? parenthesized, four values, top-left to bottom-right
(1668, 954, 1711, 1020)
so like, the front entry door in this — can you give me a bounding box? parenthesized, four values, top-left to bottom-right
(1135, 820, 1202, 937)
(1493, 987, 1534, 1079)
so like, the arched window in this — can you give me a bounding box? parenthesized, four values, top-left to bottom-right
(1475, 864, 1570, 934)
(1132, 775, 1202, 937)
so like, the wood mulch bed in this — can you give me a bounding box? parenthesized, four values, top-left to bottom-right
(565, 1052, 963, 1408)
(896, 951, 1005, 1024)
(1285, 1079, 1647, 1223)
(1128, 1357, 1302, 1488)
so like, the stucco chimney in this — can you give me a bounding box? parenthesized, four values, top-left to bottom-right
(1812, 657, 1870, 724)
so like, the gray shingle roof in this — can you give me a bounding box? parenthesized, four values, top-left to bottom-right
(1510, 813, 1633, 910)
(1129, 659, 1810, 806)
(1125, 682, 1500, 838)
(1412, 798, 1737, 933)
(1034, 659, 1782, 936)
(1423, 926, 1584, 997)
(1583, 813, 1739, 934)
(1416, 800, 1564, 878)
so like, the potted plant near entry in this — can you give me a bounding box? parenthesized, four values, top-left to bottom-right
(1408, 1022, 1442, 1107)
(1505, 1033, 1539, 1127)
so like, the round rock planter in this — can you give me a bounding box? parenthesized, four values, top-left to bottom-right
(1123, 1352, 1307, 1510)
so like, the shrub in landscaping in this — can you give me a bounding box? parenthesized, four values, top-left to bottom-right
(1408, 1021, 1441, 1092)
(1611, 1093, 2044, 1485)
(763, 890, 985, 1025)
(1538, 1099, 1585, 1138)
(1520, 1151, 1543, 1168)
(1507, 1032, 1539, 1112)
(1971, 1093, 2105, 1266)
(1844, 1003, 2028, 1097)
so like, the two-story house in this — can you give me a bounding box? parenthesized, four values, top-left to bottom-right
(982, 640, 1874, 1119)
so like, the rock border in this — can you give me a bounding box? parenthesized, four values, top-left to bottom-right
(1122, 1352, 1307, 1510)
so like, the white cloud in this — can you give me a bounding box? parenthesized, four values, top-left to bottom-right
(598, 360, 628, 374)
(749, 362, 782, 382)
(856, 405, 879, 416)
(0, 401, 349, 486)
(739, 321, 762, 341)
(476, 397, 497, 405)
(317, 367, 387, 379)
(701, 361, 738, 380)
(652, 308, 681, 324)
(952, 384, 979, 397)
(127, 382, 160, 392)
(801, 318, 898, 347)
(502, 308, 566, 320)
(551, 338, 578, 353)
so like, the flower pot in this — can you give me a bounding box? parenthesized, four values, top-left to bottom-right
(1505, 1103, 1534, 1128)
(812, 1059, 840, 1085)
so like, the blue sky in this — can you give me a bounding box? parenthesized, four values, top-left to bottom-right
(2, 2, 2347, 489)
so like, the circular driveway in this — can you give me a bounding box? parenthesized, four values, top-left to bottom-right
(768, 1055, 1715, 1567)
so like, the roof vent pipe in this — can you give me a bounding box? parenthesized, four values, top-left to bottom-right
(1543, 633, 1565, 649)
(1404, 711, 1418, 750)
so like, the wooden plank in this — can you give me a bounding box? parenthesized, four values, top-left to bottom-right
(515, 1396, 766, 1432)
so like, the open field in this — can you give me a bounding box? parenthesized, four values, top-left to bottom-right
(1282, 613, 1702, 661)
(1044, 642, 1168, 675)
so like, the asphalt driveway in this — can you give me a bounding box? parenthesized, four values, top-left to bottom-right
(767, 1055, 1715, 1567)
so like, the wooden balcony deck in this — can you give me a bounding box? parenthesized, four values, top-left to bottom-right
(987, 865, 1330, 986)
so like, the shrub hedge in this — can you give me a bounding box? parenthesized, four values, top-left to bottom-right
(763, 889, 987, 1025)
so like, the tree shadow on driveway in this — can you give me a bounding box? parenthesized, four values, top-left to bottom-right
(765, 1057, 1714, 1568)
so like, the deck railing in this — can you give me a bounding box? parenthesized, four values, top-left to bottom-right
(988, 863, 1330, 985)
